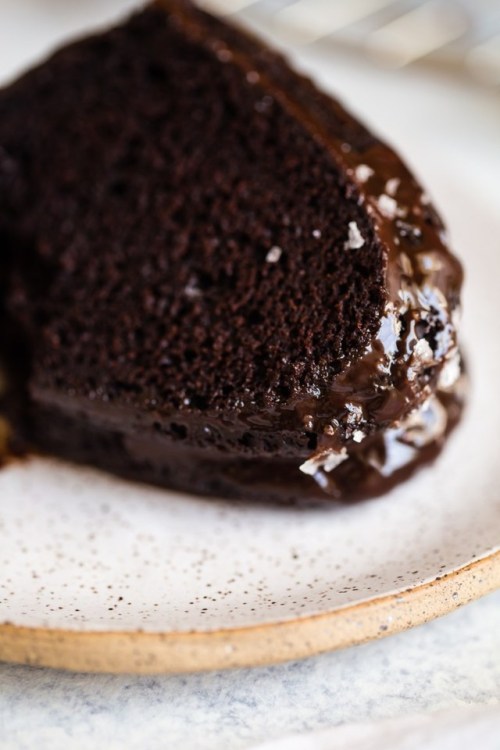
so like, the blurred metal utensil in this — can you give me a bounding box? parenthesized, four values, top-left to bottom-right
(198, 0, 500, 87)
(268, 0, 399, 43)
(466, 32, 500, 86)
(365, 2, 469, 68)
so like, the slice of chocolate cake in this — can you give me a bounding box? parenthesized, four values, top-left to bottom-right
(0, 0, 464, 503)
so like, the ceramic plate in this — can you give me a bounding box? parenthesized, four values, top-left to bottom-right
(0, 3, 499, 674)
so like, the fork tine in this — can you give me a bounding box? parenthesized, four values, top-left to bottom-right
(466, 33, 500, 86)
(366, 2, 469, 68)
(273, 0, 399, 44)
(196, 0, 258, 14)
(198, 0, 499, 84)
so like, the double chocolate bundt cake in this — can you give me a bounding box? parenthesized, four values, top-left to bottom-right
(0, 0, 464, 502)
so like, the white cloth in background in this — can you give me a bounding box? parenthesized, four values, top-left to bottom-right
(252, 705, 500, 750)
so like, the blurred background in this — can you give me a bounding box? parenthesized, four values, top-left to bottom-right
(2, 0, 500, 87)
(204, 0, 500, 86)
(2, 0, 500, 86)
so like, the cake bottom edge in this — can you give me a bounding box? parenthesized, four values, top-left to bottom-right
(1, 383, 465, 506)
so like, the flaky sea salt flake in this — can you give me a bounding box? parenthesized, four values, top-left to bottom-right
(385, 178, 400, 196)
(184, 277, 202, 298)
(376, 194, 406, 220)
(266, 246, 282, 263)
(354, 164, 374, 183)
(352, 430, 365, 443)
(344, 221, 365, 250)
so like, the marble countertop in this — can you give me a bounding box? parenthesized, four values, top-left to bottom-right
(2, 590, 499, 749)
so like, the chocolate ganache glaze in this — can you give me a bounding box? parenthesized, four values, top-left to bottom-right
(151, 0, 464, 498)
(0, 0, 464, 503)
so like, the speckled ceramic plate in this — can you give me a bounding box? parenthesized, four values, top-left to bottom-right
(0, 2, 499, 674)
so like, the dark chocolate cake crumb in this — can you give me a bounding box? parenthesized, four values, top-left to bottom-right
(0, 0, 464, 502)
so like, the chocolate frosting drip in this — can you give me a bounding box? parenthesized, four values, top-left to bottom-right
(156, 0, 464, 493)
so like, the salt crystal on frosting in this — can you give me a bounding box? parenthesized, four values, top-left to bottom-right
(385, 178, 400, 196)
(266, 246, 282, 263)
(355, 164, 374, 183)
(344, 221, 365, 250)
(376, 194, 402, 219)
(184, 277, 202, 298)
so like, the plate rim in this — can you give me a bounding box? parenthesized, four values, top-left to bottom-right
(1, 548, 499, 674)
